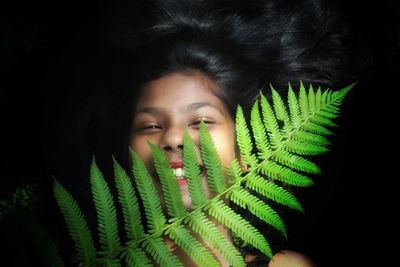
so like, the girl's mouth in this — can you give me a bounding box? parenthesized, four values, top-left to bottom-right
(170, 161, 187, 185)
(169, 161, 206, 186)
(172, 167, 187, 185)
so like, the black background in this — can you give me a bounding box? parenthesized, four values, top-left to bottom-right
(1, 0, 399, 266)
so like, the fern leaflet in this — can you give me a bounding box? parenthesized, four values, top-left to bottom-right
(150, 142, 188, 219)
(199, 121, 227, 193)
(131, 150, 166, 232)
(183, 130, 208, 209)
(90, 160, 121, 256)
(113, 156, 144, 240)
(53, 179, 96, 266)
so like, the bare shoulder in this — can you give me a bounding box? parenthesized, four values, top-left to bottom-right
(268, 250, 316, 267)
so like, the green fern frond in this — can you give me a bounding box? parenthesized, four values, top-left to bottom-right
(40, 237, 66, 267)
(113, 156, 144, 240)
(90, 160, 121, 256)
(273, 151, 321, 174)
(284, 139, 329, 156)
(53, 82, 353, 266)
(124, 246, 152, 267)
(186, 210, 246, 267)
(208, 199, 273, 258)
(299, 82, 309, 120)
(183, 130, 208, 209)
(258, 161, 314, 187)
(315, 87, 322, 111)
(310, 114, 338, 128)
(288, 83, 302, 129)
(226, 159, 244, 184)
(250, 100, 273, 159)
(321, 88, 331, 104)
(271, 84, 291, 135)
(236, 105, 258, 168)
(246, 174, 303, 212)
(150, 142, 187, 219)
(260, 91, 283, 149)
(307, 84, 316, 114)
(142, 236, 183, 267)
(336, 83, 354, 100)
(228, 187, 287, 237)
(131, 150, 166, 232)
(292, 130, 331, 146)
(199, 120, 227, 193)
(166, 223, 220, 267)
(53, 178, 96, 266)
(318, 107, 341, 119)
(302, 121, 334, 135)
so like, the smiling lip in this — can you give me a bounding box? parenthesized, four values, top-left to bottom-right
(169, 161, 187, 186)
(170, 161, 183, 168)
(168, 161, 206, 186)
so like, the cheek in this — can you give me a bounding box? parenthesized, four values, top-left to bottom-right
(129, 135, 153, 168)
(212, 130, 236, 168)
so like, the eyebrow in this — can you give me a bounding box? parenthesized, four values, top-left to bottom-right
(134, 101, 225, 116)
(186, 102, 221, 113)
(186, 102, 227, 115)
(134, 107, 163, 116)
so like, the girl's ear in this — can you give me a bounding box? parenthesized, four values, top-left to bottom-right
(239, 157, 248, 173)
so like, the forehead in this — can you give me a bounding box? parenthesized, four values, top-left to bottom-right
(135, 72, 224, 108)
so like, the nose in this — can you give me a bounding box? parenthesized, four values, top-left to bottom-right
(159, 126, 184, 152)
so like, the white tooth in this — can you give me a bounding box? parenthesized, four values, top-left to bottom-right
(175, 168, 183, 177)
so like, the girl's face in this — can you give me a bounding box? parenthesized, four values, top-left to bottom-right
(129, 72, 236, 209)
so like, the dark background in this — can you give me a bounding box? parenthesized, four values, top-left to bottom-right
(1, 0, 399, 266)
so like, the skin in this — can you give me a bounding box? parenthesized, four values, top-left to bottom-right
(129, 72, 315, 267)
(268, 250, 316, 267)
